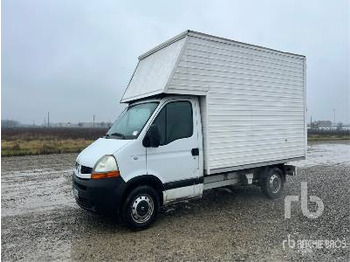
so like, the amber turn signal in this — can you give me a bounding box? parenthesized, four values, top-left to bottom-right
(91, 170, 120, 179)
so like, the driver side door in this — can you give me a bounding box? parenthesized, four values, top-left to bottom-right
(146, 100, 201, 203)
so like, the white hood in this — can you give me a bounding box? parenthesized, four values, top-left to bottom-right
(76, 138, 132, 168)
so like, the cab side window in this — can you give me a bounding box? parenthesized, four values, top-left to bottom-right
(152, 101, 193, 146)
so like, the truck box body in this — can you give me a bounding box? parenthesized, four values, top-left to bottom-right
(122, 30, 306, 175)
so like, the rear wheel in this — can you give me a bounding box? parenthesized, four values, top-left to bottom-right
(260, 167, 284, 199)
(122, 185, 159, 229)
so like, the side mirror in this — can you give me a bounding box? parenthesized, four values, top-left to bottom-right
(143, 125, 160, 148)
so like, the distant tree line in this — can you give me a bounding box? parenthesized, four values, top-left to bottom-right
(2, 127, 108, 141)
(308, 128, 349, 137)
(1, 119, 113, 128)
(2, 120, 20, 128)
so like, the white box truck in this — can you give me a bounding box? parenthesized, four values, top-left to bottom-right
(73, 30, 306, 229)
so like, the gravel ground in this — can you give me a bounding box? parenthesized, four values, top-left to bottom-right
(1, 141, 350, 261)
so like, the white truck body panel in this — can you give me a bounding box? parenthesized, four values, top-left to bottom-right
(122, 38, 186, 102)
(121, 30, 306, 175)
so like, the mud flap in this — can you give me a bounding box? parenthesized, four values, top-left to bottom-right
(284, 165, 297, 176)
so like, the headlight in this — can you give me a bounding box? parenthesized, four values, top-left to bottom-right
(91, 155, 120, 179)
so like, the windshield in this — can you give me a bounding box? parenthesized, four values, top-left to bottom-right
(106, 102, 159, 139)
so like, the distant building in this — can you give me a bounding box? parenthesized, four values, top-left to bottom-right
(311, 120, 332, 128)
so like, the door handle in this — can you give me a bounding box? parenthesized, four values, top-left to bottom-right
(191, 148, 199, 156)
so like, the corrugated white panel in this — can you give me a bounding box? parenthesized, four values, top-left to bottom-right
(121, 38, 185, 102)
(167, 33, 306, 174)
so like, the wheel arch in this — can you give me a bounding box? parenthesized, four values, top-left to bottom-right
(256, 164, 286, 184)
(122, 175, 165, 207)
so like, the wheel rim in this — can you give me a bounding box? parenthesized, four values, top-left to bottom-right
(131, 194, 154, 224)
(269, 173, 281, 194)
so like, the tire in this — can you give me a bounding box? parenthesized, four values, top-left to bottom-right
(260, 167, 284, 199)
(122, 185, 159, 230)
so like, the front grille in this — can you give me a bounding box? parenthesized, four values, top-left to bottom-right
(81, 165, 92, 174)
(76, 162, 92, 174)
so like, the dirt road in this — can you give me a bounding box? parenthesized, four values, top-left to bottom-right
(1, 141, 350, 261)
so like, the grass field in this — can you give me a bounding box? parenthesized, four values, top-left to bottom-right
(308, 135, 350, 141)
(1, 127, 349, 157)
(1, 127, 107, 157)
(1, 139, 94, 156)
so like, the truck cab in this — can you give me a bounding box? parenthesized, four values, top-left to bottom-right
(74, 96, 205, 228)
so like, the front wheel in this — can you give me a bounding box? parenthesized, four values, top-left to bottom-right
(260, 167, 284, 199)
(122, 185, 159, 230)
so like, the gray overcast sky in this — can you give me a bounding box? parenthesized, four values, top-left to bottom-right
(2, 0, 349, 124)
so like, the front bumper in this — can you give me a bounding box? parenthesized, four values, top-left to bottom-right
(72, 173, 126, 215)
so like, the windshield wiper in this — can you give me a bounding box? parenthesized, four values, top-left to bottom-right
(105, 132, 126, 139)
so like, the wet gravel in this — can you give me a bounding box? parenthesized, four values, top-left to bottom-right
(1, 141, 350, 261)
